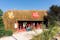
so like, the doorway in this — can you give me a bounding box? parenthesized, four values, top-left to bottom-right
(17, 21, 43, 32)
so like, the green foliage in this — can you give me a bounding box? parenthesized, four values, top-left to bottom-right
(48, 5, 60, 22)
(5, 29, 13, 36)
(0, 9, 3, 16)
(0, 29, 5, 38)
(0, 16, 4, 30)
(31, 25, 60, 40)
(31, 5, 60, 40)
(0, 14, 5, 38)
(0, 16, 13, 38)
(0, 29, 13, 38)
(50, 5, 60, 13)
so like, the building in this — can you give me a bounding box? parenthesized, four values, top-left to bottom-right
(2, 10, 47, 32)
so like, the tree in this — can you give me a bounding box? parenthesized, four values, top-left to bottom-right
(0, 9, 3, 16)
(0, 16, 13, 38)
(31, 5, 60, 40)
(48, 5, 60, 25)
(0, 16, 4, 30)
(0, 9, 13, 38)
(0, 9, 4, 30)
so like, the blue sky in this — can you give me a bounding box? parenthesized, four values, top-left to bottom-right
(0, 0, 60, 12)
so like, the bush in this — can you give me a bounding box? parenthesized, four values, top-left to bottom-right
(31, 24, 60, 40)
(0, 29, 5, 38)
(0, 29, 13, 38)
(0, 16, 13, 38)
(5, 29, 13, 36)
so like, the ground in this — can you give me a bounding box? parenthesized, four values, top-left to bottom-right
(0, 29, 42, 40)
(0, 29, 60, 40)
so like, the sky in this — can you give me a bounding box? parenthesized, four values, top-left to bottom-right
(0, 0, 60, 12)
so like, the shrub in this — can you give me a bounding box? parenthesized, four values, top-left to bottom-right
(5, 29, 13, 36)
(0, 29, 5, 38)
(0, 29, 13, 38)
(31, 24, 60, 40)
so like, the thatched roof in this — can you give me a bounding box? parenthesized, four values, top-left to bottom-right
(3, 10, 47, 21)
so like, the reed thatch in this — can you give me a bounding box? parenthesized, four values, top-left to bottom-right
(2, 10, 47, 32)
